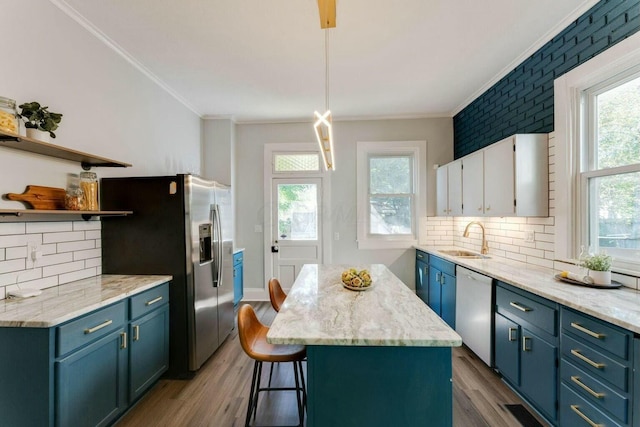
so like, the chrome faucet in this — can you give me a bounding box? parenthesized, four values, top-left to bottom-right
(463, 221, 489, 255)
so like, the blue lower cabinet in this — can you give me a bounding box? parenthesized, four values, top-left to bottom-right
(520, 328, 557, 419)
(427, 256, 456, 328)
(494, 312, 520, 386)
(634, 338, 640, 427)
(0, 281, 170, 426)
(233, 251, 244, 307)
(415, 256, 428, 305)
(56, 329, 128, 427)
(129, 304, 170, 402)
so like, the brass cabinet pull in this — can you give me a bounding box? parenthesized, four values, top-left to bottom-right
(133, 325, 140, 341)
(120, 332, 127, 349)
(522, 336, 532, 352)
(84, 319, 113, 334)
(417, 253, 424, 259)
(508, 327, 517, 342)
(570, 405, 604, 427)
(571, 349, 605, 369)
(571, 322, 605, 339)
(510, 301, 532, 312)
(571, 376, 605, 399)
(145, 296, 163, 306)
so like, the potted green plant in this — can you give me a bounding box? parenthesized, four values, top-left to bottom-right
(582, 253, 612, 285)
(18, 101, 63, 142)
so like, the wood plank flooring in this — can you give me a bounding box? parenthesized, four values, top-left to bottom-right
(116, 302, 549, 427)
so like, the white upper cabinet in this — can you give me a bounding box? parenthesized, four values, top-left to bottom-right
(462, 151, 484, 216)
(484, 137, 516, 216)
(436, 160, 462, 216)
(438, 134, 548, 218)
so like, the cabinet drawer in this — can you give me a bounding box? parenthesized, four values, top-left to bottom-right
(496, 285, 557, 336)
(416, 250, 428, 263)
(562, 333, 630, 392)
(429, 256, 455, 276)
(130, 283, 169, 320)
(562, 308, 630, 360)
(560, 383, 624, 427)
(561, 359, 629, 423)
(57, 301, 127, 357)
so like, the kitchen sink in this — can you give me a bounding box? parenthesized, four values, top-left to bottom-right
(438, 249, 491, 259)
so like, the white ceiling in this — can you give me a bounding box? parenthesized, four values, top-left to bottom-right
(58, 0, 599, 122)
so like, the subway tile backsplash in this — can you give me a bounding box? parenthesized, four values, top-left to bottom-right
(0, 220, 101, 300)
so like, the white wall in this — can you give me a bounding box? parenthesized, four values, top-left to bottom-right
(0, 0, 201, 200)
(236, 118, 453, 298)
(0, 1, 201, 299)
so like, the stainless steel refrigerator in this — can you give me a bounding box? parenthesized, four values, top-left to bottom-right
(101, 174, 234, 378)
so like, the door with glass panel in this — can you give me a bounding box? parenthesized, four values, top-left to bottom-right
(271, 177, 322, 290)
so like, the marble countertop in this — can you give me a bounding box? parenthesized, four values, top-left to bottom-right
(416, 245, 640, 335)
(0, 274, 172, 328)
(267, 264, 462, 347)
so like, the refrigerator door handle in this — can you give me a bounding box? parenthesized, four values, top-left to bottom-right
(211, 204, 220, 287)
(211, 204, 223, 287)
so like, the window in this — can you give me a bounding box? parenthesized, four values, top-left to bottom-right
(555, 32, 640, 275)
(580, 73, 640, 270)
(356, 141, 426, 249)
(273, 153, 320, 173)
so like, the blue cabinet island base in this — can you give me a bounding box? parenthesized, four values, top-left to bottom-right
(307, 345, 453, 427)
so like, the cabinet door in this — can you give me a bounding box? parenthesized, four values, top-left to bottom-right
(484, 137, 515, 216)
(428, 267, 442, 316)
(440, 272, 456, 328)
(234, 264, 243, 306)
(520, 328, 557, 420)
(56, 329, 128, 427)
(129, 304, 170, 402)
(436, 166, 448, 216)
(415, 259, 429, 305)
(448, 160, 463, 216)
(634, 338, 639, 427)
(462, 151, 484, 216)
(495, 313, 520, 386)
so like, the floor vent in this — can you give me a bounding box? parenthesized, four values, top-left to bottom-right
(504, 404, 544, 427)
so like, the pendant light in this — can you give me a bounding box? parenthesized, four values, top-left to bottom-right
(314, 0, 336, 171)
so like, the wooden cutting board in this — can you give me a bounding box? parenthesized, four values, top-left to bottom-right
(4, 185, 66, 210)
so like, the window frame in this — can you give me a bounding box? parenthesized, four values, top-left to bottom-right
(356, 141, 427, 249)
(555, 31, 640, 276)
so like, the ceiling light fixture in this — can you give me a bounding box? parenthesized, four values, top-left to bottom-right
(314, 0, 336, 171)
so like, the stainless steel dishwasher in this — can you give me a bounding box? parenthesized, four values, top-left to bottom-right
(455, 266, 493, 366)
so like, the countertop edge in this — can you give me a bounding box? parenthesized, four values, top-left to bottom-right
(0, 274, 173, 328)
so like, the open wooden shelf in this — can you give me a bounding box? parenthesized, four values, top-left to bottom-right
(0, 209, 132, 222)
(0, 129, 131, 170)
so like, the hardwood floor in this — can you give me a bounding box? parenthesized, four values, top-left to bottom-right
(116, 302, 549, 427)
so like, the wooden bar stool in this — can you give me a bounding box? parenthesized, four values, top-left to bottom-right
(238, 304, 306, 427)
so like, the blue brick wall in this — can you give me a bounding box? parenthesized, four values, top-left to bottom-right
(453, 0, 640, 159)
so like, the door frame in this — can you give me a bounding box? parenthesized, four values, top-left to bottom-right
(263, 143, 332, 292)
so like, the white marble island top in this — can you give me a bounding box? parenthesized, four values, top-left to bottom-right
(417, 245, 640, 335)
(267, 264, 462, 347)
(0, 274, 172, 328)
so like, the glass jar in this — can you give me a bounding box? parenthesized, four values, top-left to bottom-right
(80, 171, 99, 211)
(65, 186, 85, 210)
(0, 96, 19, 134)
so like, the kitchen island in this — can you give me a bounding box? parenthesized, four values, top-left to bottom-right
(267, 264, 461, 427)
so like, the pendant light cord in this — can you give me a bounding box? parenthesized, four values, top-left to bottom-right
(324, 29, 330, 112)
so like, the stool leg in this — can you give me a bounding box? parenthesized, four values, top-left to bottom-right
(268, 362, 275, 387)
(292, 361, 303, 427)
(245, 361, 260, 427)
(298, 360, 307, 410)
(252, 361, 264, 422)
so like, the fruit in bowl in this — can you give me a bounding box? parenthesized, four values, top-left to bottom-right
(341, 268, 372, 288)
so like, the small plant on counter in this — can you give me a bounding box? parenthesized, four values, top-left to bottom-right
(18, 102, 63, 138)
(582, 253, 612, 272)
